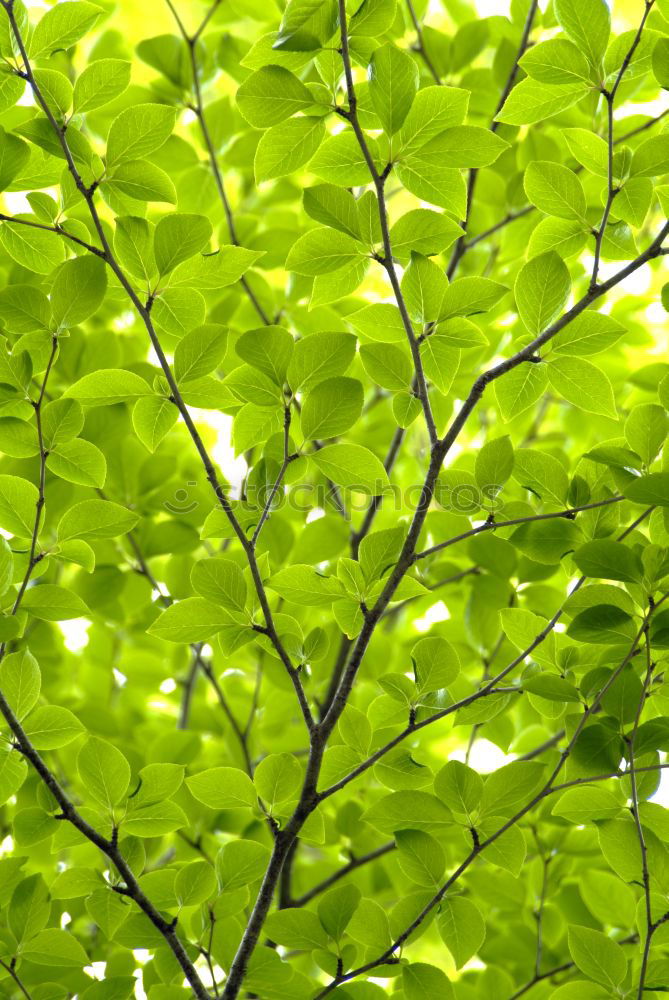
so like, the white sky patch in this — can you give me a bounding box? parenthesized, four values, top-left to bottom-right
(57, 618, 91, 652)
(159, 678, 177, 694)
(651, 760, 669, 807)
(2, 191, 32, 214)
(451, 738, 517, 773)
(84, 962, 106, 982)
(475, 0, 510, 15)
(196, 409, 247, 491)
(413, 600, 450, 632)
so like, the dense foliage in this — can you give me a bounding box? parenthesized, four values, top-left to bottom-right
(1, 0, 669, 997)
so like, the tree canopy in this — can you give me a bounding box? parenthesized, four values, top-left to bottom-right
(0, 0, 669, 998)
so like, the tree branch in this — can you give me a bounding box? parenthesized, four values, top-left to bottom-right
(165, 0, 270, 325)
(317, 505, 654, 802)
(591, 1, 654, 288)
(0, 330, 210, 999)
(287, 841, 396, 908)
(413, 495, 624, 562)
(336, 0, 437, 446)
(1, 0, 313, 736)
(315, 604, 661, 996)
(405, 0, 441, 84)
(446, 0, 540, 278)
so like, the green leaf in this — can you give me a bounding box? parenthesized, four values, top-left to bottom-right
(114, 216, 154, 280)
(434, 761, 483, 818)
(368, 42, 418, 135)
(21, 584, 89, 621)
(412, 635, 460, 693)
(254, 753, 302, 806)
(547, 356, 617, 418)
(186, 766, 256, 810)
(474, 435, 514, 491)
(317, 883, 361, 940)
(274, 0, 337, 50)
(567, 926, 626, 988)
(216, 840, 271, 890)
(46, 438, 107, 488)
(147, 597, 234, 643)
(191, 557, 247, 612)
(0, 283, 50, 332)
(73, 58, 131, 113)
(403, 964, 455, 1000)
(237, 66, 314, 127)
(552, 785, 622, 822)
(0, 650, 40, 721)
(105, 159, 177, 203)
(311, 443, 390, 495)
(524, 161, 587, 222)
(0, 474, 38, 536)
(437, 897, 485, 969)
(153, 213, 212, 275)
(364, 790, 452, 832)
(21, 927, 89, 967)
(50, 256, 107, 328)
(360, 342, 412, 391)
(512, 448, 569, 508)
(30, 1, 100, 58)
(132, 396, 178, 452)
(417, 127, 508, 168)
(175, 860, 216, 906)
(174, 324, 228, 383)
(495, 362, 548, 422)
(632, 134, 669, 177)
(24, 705, 84, 750)
(573, 539, 643, 583)
(395, 829, 445, 887)
(395, 156, 466, 215)
(57, 499, 139, 541)
(268, 564, 345, 606)
(311, 129, 382, 187)
(255, 116, 325, 182)
(398, 85, 469, 155)
(78, 737, 131, 811)
(496, 79, 587, 125)
(0, 750, 27, 806)
(65, 369, 152, 406)
(439, 276, 507, 319)
(623, 472, 669, 506)
(264, 908, 328, 949)
(552, 311, 626, 356)
(0, 216, 66, 274)
(0, 128, 30, 192)
(301, 376, 363, 439)
(519, 38, 591, 85)
(388, 209, 462, 260)
(625, 403, 667, 465)
(515, 252, 570, 335)
(286, 227, 363, 275)
(106, 103, 177, 165)
(401, 253, 448, 323)
(555, 0, 610, 66)
(562, 128, 608, 176)
(303, 183, 360, 238)
(480, 762, 545, 817)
